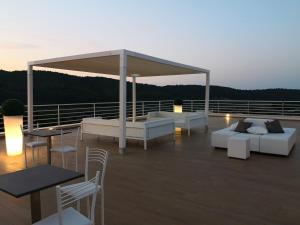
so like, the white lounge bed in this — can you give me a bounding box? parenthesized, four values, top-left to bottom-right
(147, 111, 207, 135)
(211, 118, 296, 156)
(81, 117, 175, 150)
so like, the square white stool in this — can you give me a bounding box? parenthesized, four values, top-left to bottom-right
(228, 134, 250, 159)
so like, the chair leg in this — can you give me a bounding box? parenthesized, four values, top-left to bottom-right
(62, 152, 65, 168)
(52, 151, 55, 166)
(32, 148, 35, 161)
(37, 147, 40, 163)
(101, 190, 104, 225)
(87, 196, 91, 219)
(75, 151, 78, 172)
(80, 130, 83, 141)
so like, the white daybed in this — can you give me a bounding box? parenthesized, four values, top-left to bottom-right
(211, 118, 296, 156)
(147, 111, 207, 135)
(81, 117, 175, 150)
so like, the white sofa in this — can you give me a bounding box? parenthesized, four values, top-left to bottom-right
(147, 111, 207, 135)
(211, 118, 296, 156)
(81, 117, 175, 150)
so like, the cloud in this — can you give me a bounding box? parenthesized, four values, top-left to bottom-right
(0, 41, 38, 50)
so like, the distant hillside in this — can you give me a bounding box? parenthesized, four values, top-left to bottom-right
(0, 70, 300, 104)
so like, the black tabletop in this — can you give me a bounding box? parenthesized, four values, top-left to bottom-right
(0, 165, 83, 197)
(27, 129, 72, 137)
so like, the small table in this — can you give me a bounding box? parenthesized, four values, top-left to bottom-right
(27, 130, 71, 164)
(0, 165, 83, 223)
(228, 134, 250, 159)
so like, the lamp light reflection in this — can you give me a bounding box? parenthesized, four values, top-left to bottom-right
(225, 113, 231, 125)
(174, 104, 182, 133)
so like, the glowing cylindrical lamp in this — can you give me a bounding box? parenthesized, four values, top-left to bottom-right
(3, 116, 23, 156)
(173, 99, 183, 113)
(174, 105, 183, 113)
(1, 99, 24, 156)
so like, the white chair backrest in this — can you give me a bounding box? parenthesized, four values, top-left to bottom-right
(74, 127, 80, 148)
(85, 147, 108, 185)
(56, 171, 100, 225)
(59, 127, 80, 148)
(20, 123, 39, 140)
(59, 129, 64, 146)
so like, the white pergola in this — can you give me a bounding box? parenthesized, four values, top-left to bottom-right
(27, 49, 210, 152)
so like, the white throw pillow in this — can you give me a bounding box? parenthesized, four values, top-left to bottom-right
(247, 126, 268, 135)
(228, 122, 238, 131)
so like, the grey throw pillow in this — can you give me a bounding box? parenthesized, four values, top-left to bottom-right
(265, 120, 284, 133)
(234, 120, 252, 133)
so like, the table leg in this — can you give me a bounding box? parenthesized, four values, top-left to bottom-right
(47, 137, 52, 165)
(30, 191, 41, 223)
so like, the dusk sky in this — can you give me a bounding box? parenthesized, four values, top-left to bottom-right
(0, 0, 299, 89)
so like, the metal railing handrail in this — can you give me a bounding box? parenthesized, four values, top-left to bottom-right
(1, 99, 300, 134)
(0, 100, 174, 133)
(182, 100, 300, 119)
(183, 99, 300, 103)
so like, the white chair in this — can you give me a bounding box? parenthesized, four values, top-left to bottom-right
(50, 127, 80, 171)
(21, 124, 47, 168)
(33, 171, 101, 225)
(61, 147, 108, 225)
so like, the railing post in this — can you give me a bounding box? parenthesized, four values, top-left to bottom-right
(191, 101, 194, 112)
(172, 100, 174, 112)
(217, 101, 220, 113)
(159, 101, 161, 112)
(57, 105, 60, 126)
(93, 103, 96, 117)
(282, 102, 284, 115)
(248, 101, 250, 114)
(142, 101, 145, 116)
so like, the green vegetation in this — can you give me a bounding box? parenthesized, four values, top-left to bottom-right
(0, 69, 300, 104)
(1, 99, 24, 116)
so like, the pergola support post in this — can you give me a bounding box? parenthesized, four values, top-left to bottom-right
(119, 50, 127, 154)
(27, 65, 34, 132)
(132, 75, 137, 122)
(204, 71, 210, 127)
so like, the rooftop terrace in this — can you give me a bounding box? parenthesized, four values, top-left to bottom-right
(0, 116, 299, 225)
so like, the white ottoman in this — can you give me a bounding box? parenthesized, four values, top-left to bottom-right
(228, 134, 250, 159)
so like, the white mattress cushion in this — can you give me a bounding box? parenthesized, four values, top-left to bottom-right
(260, 128, 296, 155)
(247, 126, 268, 135)
(261, 128, 295, 140)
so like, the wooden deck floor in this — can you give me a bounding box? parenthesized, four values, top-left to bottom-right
(0, 116, 300, 225)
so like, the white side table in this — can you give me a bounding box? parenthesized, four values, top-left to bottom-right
(228, 134, 250, 159)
